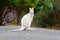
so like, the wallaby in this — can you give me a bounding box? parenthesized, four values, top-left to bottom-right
(9, 7, 34, 31)
(20, 7, 34, 30)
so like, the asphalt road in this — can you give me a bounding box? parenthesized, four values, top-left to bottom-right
(0, 26, 60, 40)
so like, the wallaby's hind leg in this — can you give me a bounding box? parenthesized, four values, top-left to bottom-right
(27, 26, 30, 30)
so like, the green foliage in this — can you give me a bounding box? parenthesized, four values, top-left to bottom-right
(35, 0, 53, 13)
(34, 0, 53, 27)
(9, 0, 39, 8)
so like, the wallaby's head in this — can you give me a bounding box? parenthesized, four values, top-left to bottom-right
(29, 8, 34, 13)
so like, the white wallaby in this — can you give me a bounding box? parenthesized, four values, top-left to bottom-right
(20, 7, 34, 30)
(9, 7, 34, 31)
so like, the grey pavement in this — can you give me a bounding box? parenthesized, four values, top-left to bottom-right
(0, 26, 60, 40)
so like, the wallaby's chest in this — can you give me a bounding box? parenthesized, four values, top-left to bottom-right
(23, 13, 34, 19)
(21, 13, 34, 23)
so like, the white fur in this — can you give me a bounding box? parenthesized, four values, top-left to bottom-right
(20, 8, 34, 30)
(9, 8, 34, 31)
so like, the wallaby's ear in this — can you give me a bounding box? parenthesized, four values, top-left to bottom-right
(32, 8, 34, 10)
(29, 7, 34, 10)
(29, 8, 31, 10)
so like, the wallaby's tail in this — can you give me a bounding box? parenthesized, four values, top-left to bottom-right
(8, 27, 25, 32)
(8, 29, 21, 32)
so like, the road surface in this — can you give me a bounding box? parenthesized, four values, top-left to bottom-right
(0, 26, 60, 40)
